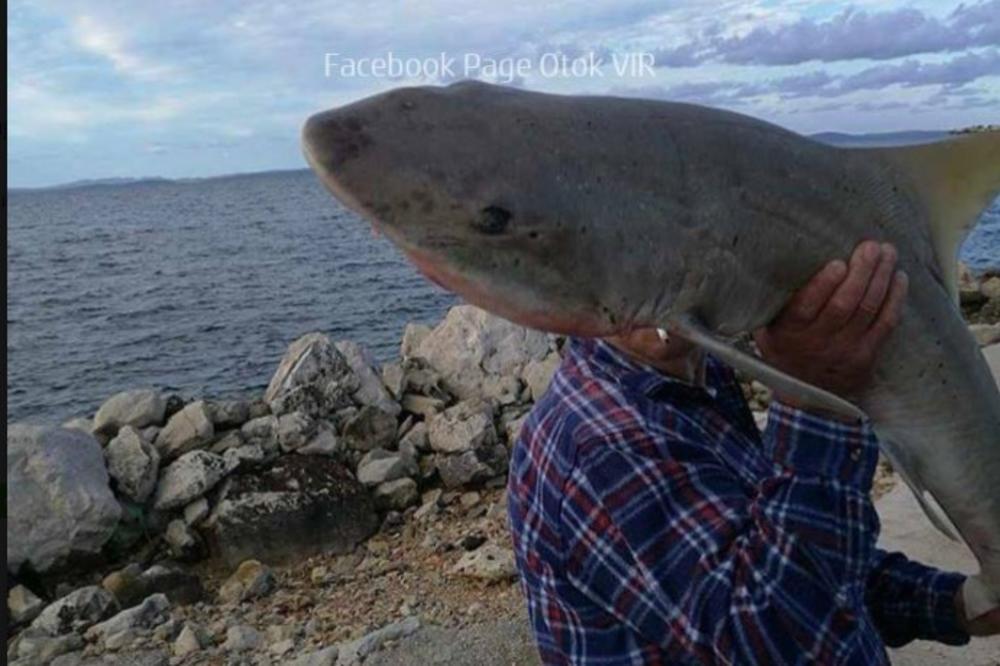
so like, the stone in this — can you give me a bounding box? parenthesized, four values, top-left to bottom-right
(356, 454, 410, 487)
(400, 394, 446, 418)
(8, 425, 122, 573)
(502, 412, 530, 445)
(84, 594, 170, 644)
(270, 638, 296, 655)
(289, 645, 340, 666)
(970, 322, 1000, 347)
(93, 389, 167, 436)
(102, 564, 204, 607)
(16, 630, 84, 663)
(427, 399, 497, 454)
(399, 420, 430, 452)
(382, 362, 405, 399)
(218, 560, 276, 603)
(241, 415, 279, 444)
(154, 401, 214, 459)
(204, 456, 377, 567)
(265, 332, 358, 418)
(172, 622, 208, 657)
(341, 405, 397, 451)
(460, 491, 482, 508)
(336, 616, 421, 665)
(222, 624, 261, 652)
(207, 399, 252, 429)
(164, 520, 203, 561)
(183, 497, 210, 525)
(982, 276, 1000, 301)
(413, 305, 549, 399)
(522, 352, 561, 402)
(373, 478, 420, 511)
(152, 618, 181, 642)
(336, 340, 401, 416)
(153, 450, 227, 511)
(298, 423, 341, 456)
(8, 584, 45, 625)
(208, 429, 244, 454)
(223, 443, 268, 474)
(399, 359, 450, 399)
(31, 586, 118, 637)
(105, 426, 161, 502)
(277, 411, 318, 452)
(400, 322, 432, 359)
(62, 416, 95, 436)
(450, 544, 517, 582)
(480, 374, 522, 406)
(436, 446, 508, 489)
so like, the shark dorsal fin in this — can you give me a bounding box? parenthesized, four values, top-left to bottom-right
(866, 131, 1000, 302)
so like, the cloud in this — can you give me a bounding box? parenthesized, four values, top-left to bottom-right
(72, 14, 173, 80)
(656, 0, 1000, 67)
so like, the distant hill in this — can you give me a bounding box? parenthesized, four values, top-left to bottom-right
(811, 130, 950, 148)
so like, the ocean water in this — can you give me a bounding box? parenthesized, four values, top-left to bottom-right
(7, 169, 1000, 424)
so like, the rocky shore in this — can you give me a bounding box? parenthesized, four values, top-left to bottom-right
(8, 268, 1000, 666)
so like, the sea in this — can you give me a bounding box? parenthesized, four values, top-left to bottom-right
(8, 137, 1000, 424)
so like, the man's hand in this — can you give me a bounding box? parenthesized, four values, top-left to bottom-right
(754, 240, 908, 409)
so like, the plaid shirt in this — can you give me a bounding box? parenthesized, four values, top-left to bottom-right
(508, 337, 969, 665)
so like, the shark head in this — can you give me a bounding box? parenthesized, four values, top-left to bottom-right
(302, 81, 626, 336)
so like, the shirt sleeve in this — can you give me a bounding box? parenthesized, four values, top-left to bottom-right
(865, 549, 969, 647)
(559, 401, 886, 664)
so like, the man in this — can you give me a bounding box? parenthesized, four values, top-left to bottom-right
(508, 240, 1000, 664)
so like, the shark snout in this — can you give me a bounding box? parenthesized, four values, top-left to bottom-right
(301, 109, 373, 177)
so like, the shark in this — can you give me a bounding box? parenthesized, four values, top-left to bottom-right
(301, 80, 1000, 620)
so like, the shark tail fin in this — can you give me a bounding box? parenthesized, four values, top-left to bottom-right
(868, 131, 1000, 301)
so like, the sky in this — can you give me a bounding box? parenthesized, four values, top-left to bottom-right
(7, 0, 1000, 187)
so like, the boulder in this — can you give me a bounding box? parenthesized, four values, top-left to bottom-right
(970, 322, 1000, 347)
(521, 352, 561, 402)
(356, 453, 410, 487)
(382, 362, 405, 399)
(206, 399, 252, 429)
(152, 450, 227, 511)
(8, 584, 45, 625)
(399, 421, 430, 452)
(435, 445, 508, 489)
(400, 394, 446, 418)
(289, 645, 339, 666)
(105, 426, 160, 503)
(450, 544, 517, 582)
(265, 333, 358, 417)
(31, 586, 118, 637)
(241, 415, 279, 445)
(62, 417, 95, 436)
(218, 560, 276, 603)
(15, 631, 84, 663)
(277, 411, 318, 452)
(93, 389, 167, 437)
(341, 405, 397, 452)
(204, 456, 377, 567)
(298, 423, 341, 456)
(84, 594, 170, 644)
(154, 401, 214, 459)
(400, 323, 432, 359)
(183, 497, 210, 525)
(8, 425, 122, 573)
(337, 616, 421, 666)
(223, 625, 261, 652)
(173, 622, 207, 657)
(373, 478, 419, 511)
(427, 400, 497, 454)
(223, 443, 268, 474)
(102, 564, 204, 608)
(164, 520, 204, 561)
(336, 340, 401, 416)
(413, 306, 549, 399)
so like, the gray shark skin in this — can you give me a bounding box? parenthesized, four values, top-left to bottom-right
(302, 81, 1000, 617)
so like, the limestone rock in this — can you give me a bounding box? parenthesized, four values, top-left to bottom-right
(154, 401, 214, 459)
(15, 631, 84, 663)
(337, 616, 421, 666)
(277, 411, 317, 452)
(435, 445, 508, 489)
(400, 323, 432, 359)
(183, 497, 210, 525)
(102, 564, 204, 608)
(356, 453, 410, 487)
(399, 421, 430, 452)
(427, 399, 497, 454)
(970, 322, 1000, 347)
(8, 584, 45, 625)
(84, 594, 170, 644)
(298, 423, 341, 456)
(336, 340, 401, 416)
(413, 306, 549, 399)
(218, 559, 276, 603)
(105, 426, 160, 502)
(265, 333, 358, 418)
(204, 456, 377, 567)
(223, 624, 261, 652)
(382, 362, 405, 399)
(31, 586, 117, 637)
(223, 443, 268, 474)
(522, 352, 561, 402)
(164, 520, 203, 561)
(341, 405, 397, 451)
(289, 645, 340, 666)
(241, 415, 279, 445)
(172, 622, 207, 657)
(450, 544, 517, 582)
(8, 425, 122, 573)
(153, 450, 227, 511)
(62, 417, 95, 436)
(208, 429, 244, 454)
(373, 478, 419, 511)
(206, 399, 252, 429)
(400, 394, 446, 418)
(93, 389, 167, 437)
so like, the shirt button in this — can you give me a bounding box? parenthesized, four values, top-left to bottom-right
(835, 590, 850, 607)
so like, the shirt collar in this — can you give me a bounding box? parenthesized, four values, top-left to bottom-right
(568, 337, 716, 401)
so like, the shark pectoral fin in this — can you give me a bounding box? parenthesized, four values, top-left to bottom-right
(876, 439, 962, 542)
(669, 315, 866, 421)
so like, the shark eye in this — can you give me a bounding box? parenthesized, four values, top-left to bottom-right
(473, 206, 511, 235)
